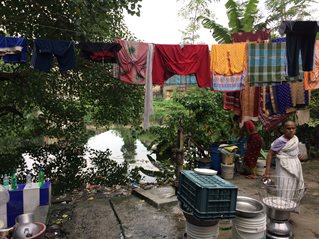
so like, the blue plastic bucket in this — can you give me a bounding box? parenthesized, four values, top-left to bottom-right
(229, 138, 247, 157)
(211, 144, 221, 174)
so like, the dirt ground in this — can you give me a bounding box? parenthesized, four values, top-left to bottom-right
(44, 159, 319, 239)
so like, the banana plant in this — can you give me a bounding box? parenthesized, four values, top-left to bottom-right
(198, 0, 260, 43)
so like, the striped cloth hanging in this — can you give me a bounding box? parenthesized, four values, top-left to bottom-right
(248, 42, 302, 86)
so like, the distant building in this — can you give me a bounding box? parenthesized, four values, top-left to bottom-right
(162, 74, 197, 99)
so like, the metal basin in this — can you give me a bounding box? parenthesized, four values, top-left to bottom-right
(236, 196, 265, 218)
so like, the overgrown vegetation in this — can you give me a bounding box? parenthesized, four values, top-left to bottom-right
(148, 88, 234, 165)
(0, 0, 144, 194)
(197, 0, 316, 43)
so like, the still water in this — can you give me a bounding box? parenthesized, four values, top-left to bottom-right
(84, 130, 159, 183)
(25, 130, 159, 183)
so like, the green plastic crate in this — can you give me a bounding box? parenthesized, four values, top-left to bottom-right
(177, 170, 238, 219)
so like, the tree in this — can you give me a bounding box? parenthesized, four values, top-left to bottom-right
(150, 88, 233, 163)
(0, 0, 144, 193)
(198, 0, 316, 43)
(264, 0, 316, 33)
(198, 0, 261, 43)
(177, 0, 215, 44)
(0, 0, 142, 40)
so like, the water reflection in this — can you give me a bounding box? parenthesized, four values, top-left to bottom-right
(25, 130, 159, 183)
(85, 130, 158, 183)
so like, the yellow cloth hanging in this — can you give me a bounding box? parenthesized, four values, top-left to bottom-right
(211, 43, 247, 76)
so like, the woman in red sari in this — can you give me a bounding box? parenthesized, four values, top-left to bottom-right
(241, 121, 263, 179)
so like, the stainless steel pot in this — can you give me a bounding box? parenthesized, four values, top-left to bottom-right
(13, 222, 40, 239)
(266, 207, 290, 221)
(13, 213, 40, 239)
(267, 220, 293, 237)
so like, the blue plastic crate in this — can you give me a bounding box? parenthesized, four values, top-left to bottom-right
(177, 170, 238, 219)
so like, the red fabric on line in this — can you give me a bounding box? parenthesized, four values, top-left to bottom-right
(152, 44, 211, 87)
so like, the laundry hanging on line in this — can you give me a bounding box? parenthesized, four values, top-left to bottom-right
(210, 43, 246, 91)
(304, 40, 319, 91)
(232, 29, 271, 43)
(0, 36, 27, 63)
(247, 42, 303, 86)
(152, 44, 211, 88)
(1, 22, 318, 132)
(79, 42, 122, 63)
(31, 39, 77, 73)
(226, 28, 273, 124)
(279, 21, 319, 77)
(114, 39, 150, 85)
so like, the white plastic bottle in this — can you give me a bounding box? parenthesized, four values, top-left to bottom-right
(26, 170, 32, 188)
(3, 174, 9, 190)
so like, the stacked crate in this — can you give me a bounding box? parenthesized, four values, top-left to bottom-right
(177, 170, 238, 219)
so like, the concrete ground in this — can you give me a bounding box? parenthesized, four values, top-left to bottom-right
(46, 159, 319, 239)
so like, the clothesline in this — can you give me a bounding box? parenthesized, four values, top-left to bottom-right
(1, 21, 318, 131)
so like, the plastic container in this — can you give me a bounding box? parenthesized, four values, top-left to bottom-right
(10, 173, 17, 190)
(211, 145, 221, 174)
(2, 174, 9, 190)
(221, 163, 235, 180)
(298, 142, 308, 160)
(26, 170, 32, 185)
(233, 138, 247, 157)
(232, 212, 266, 239)
(220, 148, 235, 165)
(38, 169, 44, 188)
(177, 170, 238, 219)
(256, 159, 266, 176)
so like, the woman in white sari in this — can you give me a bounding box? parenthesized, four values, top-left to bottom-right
(265, 121, 305, 200)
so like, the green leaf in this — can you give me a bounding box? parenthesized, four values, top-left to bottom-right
(243, 0, 259, 32)
(198, 16, 232, 43)
(225, 0, 242, 33)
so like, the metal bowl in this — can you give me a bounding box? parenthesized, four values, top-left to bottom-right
(235, 196, 265, 218)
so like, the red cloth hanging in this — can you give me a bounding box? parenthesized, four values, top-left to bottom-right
(152, 44, 211, 87)
(232, 29, 271, 43)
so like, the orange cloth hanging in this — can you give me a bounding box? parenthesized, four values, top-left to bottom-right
(211, 43, 246, 76)
(240, 75, 260, 122)
(304, 40, 319, 90)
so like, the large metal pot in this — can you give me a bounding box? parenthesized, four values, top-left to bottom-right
(13, 213, 40, 239)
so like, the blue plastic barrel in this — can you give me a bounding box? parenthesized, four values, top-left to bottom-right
(211, 144, 221, 174)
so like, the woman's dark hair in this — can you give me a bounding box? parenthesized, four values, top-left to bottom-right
(233, 115, 240, 122)
(283, 120, 296, 128)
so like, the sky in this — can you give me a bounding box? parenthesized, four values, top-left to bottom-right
(124, 0, 229, 44)
(124, 0, 319, 45)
